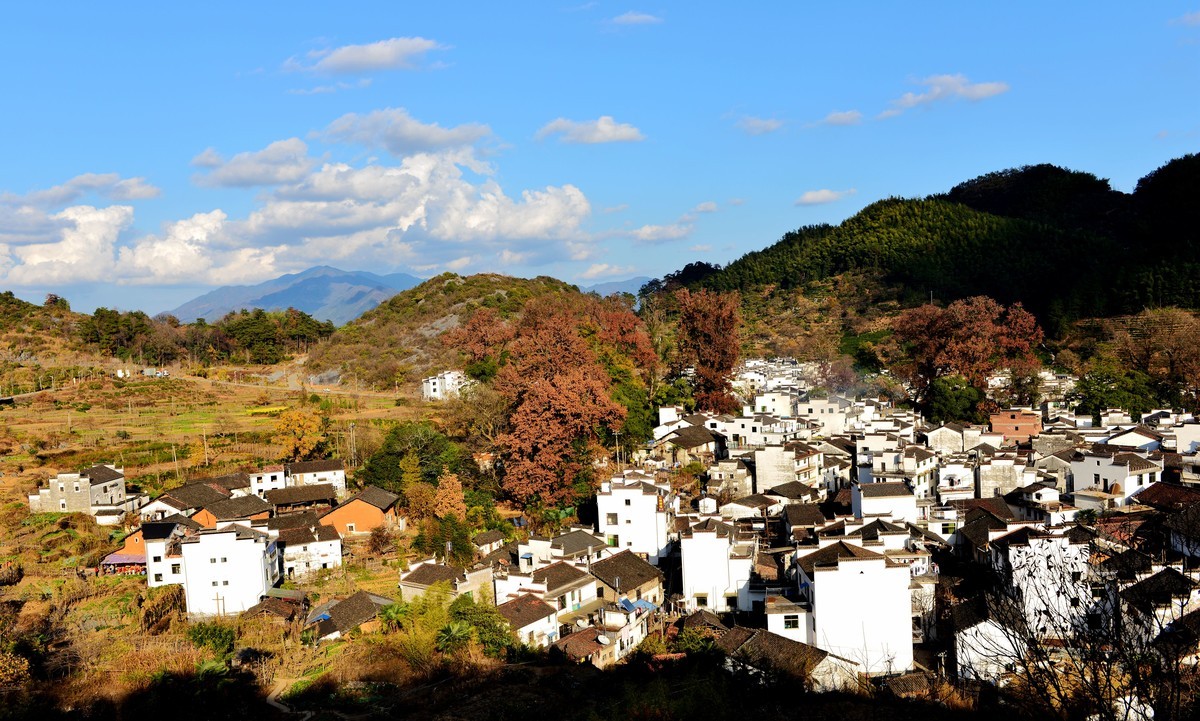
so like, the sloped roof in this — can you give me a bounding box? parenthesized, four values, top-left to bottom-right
(287, 459, 345, 475)
(857, 482, 912, 498)
(266, 484, 337, 506)
(796, 541, 884, 576)
(203, 494, 272, 520)
(82, 464, 124, 484)
(278, 524, 340, 546)
(669, 425, 720, 449)
(317, 590, 393, 635)
(1121, 568, 1196, 612)
(160, 482, 229, 510)
(949, 497, 1016, 522)
(354, 485, 401, 511)
(553, 627, 605, 660)
(848, 518, 907, 541)
(402, 562, 464, 587)
(681, 609, 728, 631)
(1133, 482, 1200, 512)
(783, 503, 826, 528)
(716, 626, 835, 677)
(198, 472, 251, 491)
(590, 550, 662, 590)
(769, 481, 816, 500)
(532, 561, 590, 593)
(266, 511, 322, 531)
(551, 529, 606, 556)
(496, 593, 556, 629)
(473, 529, 506, 546)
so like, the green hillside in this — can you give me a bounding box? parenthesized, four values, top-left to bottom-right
(655, 154, 1200, 338)
(306, 273, 583, 388)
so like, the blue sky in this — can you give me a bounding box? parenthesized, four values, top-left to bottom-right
(1, 2, 1197, 315)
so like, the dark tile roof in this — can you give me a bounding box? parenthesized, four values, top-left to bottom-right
(1163, 506, 1200, 540)
(160, 482, 229, 510)
(796, 541, 884, 576)
(278, 524, 340, 546)
(783, 503, 826, 528)
(682, 517, 738, 538)
(287, 459, 345, 475)
(319, 590, 393, 634)
(204, 494, 273, 520)
(532, 561, 591, 593)
(857, 482, 912, 498)
(769, 481, 816, 500)
(266, 484, 337, 506)
(848, 518, 906, 541)
(1097, 549, 1154, 581)
(243, 597, 305, 622)
(727, 494, 778, 509)
(681, 609, 728, 631)
(352, 485, 400, 511)
(551, 530, 606, 556)
(141, 520, 188, 540)
(267, 511, 322, 531)
(473, 530, 506, 546)
(716, 626, 832, 677)
(496, 593, 556, 629)
(82, 464, 124, 484)
(958, 512, 1009, 549)
(553, 627, 605, 660)
(590, 550, 662, 591)
(1134, 482, 1200, 512)
(1121, 568, 1196, 612)
(402, 562, 465, 587)
(949, 497, 1016, 522)
(197, 472, 251, 491)
(669, 425, 719, 449)
(883, 672, 934, 698)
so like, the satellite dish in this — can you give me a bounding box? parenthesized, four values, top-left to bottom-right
(597, 635, 611, 645)
(576, 618, 588, 628)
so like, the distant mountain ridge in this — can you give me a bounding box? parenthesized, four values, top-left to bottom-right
(169, 266, 422, 325)
(581, 276, 651, 298)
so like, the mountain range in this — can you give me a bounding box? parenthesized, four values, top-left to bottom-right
(168, 266, 423, 325)
(167, 267, 651, 326)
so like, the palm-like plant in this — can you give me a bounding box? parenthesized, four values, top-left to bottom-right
(436, 621, 472, 652)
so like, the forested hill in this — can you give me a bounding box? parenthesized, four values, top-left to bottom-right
(305, 273, 585, 388)
(648, 153, 1200, 336)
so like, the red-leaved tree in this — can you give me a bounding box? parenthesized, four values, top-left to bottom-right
(674, 288, 742, 414)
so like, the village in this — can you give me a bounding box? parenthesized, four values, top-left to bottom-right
(14, 356, 1200, 716)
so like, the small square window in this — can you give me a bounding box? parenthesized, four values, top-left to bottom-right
(221, 557, 227, 563)
(153, 573, 163, 582)
(222, 581, 229, 586)
(152, 555, 162, 563)
(211, 581, 218, 587)
(210, 558, 217, 564)
(784, 614, 800, 629)
(624, 499, 631, 506)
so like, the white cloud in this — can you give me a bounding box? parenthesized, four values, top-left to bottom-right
(688, 244, 712, 252)
(580, 263, 636, 279)
(325, 107, 492, 155)
(611, 11, 663, 24)
(0, 173, 161, 207)
(536, 116, 645, 144)
(821, 110, 862, 126)
(290, 37, 444, 74)
(1171, 11, 1200, 25)
(195, 138, 314, 187)
(288, 79, 372, 95)
(882, 74, 1009, 117)
(1, 205, 132, 285)
(737, 116, 784, 135)
(631, 223, 691, 244)
(602, 203, 629, 214)
(190, 148, 224, 168)
(692, 201, 718, 213)
(795, 188, 857, 206)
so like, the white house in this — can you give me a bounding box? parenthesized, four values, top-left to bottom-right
(275, 523, 342, 578)
(421, 370, 472, 401)
(28, 464, 145, 525)
(179, 524, 281, 617)
(851, 481, 918, 523)
(1069, 450, 1162, 505)
(249, 465, 288, 498)
(988, 527, 1090, 640)
(144, 517, 200, 588)
(754, 442, 823, 494)
(794, 540, 914, 676)
(496, 593, 559, 648)
(679, 517, 756, 612)
(950, 598, 1027, 683)
(595, 472, 676, 564)
(286, 459, 347, 495)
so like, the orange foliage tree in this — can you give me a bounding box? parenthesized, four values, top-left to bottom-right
(674, 288, 742, 414)
(892, 296, 1044, 406)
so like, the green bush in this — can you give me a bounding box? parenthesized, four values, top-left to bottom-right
(186, 622, 235, 656)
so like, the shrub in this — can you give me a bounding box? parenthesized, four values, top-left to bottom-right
(186, 622, 235, 656)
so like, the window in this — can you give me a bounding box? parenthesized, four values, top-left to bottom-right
(627, 541, 632, 547)
(211, 581, 218, 587)
(210, 558, 217, 564)
(152, 555, 162, 563)
(608, 535, 619, 547)
(345, 523, 356, 533)
(153, 573, 163, 582)
(725, 594, 737, 610)
(606, 513, 618, 526)
(1093, 473, 1100, 484)
(221, 557, 227, 563)
(783, 614, 800, 629)
(222, 580, 229, 586)
(695, 594, 708, 608)
(59, 501, 67, 510)
(171, 564, 181, 574)
(624, 499, 631, 506)
(625, 519, 631, 524)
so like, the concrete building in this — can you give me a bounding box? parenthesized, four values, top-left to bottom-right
(27, 464, 144, 524)
(179, 524, 281, 617)
(595, 472, 675, 564)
